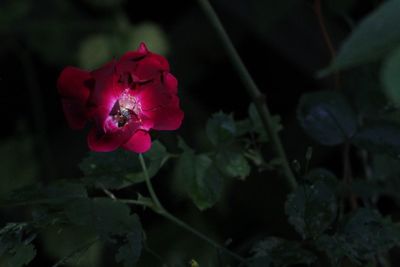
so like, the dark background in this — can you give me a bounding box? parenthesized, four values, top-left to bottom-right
(0, 0, 387, 266)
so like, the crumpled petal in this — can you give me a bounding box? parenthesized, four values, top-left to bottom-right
(122, 130, 152, 153)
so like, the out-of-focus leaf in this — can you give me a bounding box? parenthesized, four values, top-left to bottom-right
(82, 0, 125, 9)
(0, 223, 36, 267)
(215, 147, 250, 180)
(78, 34, 113, 70)
(321, 0, 400, 73)
(42, 226, 101, 267)
(65, 198, 138, 240)
(0, 134, 37, 198)
(206, 112, 236, 146)
(176, 139, 222, 210)
(286, 170, 337, 239)
(317, 208, 400, 264)
(297, 91, 357, 145)
(249, 237, 316, 267)
(352, 121, 400, 157)
(80, 140, 169, 189)
(115, 215, 142, 267)
(382, 45, 400, 105)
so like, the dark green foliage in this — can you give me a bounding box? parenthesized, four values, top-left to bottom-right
(297, 91, 357, 145)
(317, 208, 400, 265)
(206, 111, 236, 146)
(286, 169, 338, 239)
(322, 0, 400, 72)
(352, 121, 400, 157)
(80, 140, 169, 189)
(0, 223, 36, 267)
(176, 138, 223, 210)
(249, 237, 316, 267)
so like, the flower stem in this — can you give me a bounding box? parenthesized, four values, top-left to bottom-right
(137, 154, 245, 263)
(138, 154, 163, 210)
(196, 0, 297, 191)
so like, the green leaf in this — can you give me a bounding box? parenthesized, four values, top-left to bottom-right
(317, 208, 400, 264)
(215, 147, 250, 180)
(321, 0, 400, 73)
(297, 91, 357, 145)
(382, 45, 400, 105)
(286, 171, 337, 239)
(176, 141, 223, 210)
(65, 198, 138, 240)
(248, 103, 282, 142)
(250, 237, 316, 267)
(115, 215, 142, 267)
(206, 112, 236, 146)
(352, 121, 400, 157)
(80, 140, 168, 189)
(0, 223, 36, 267)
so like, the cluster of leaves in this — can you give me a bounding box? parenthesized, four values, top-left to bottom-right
(175, 103, 282, 210)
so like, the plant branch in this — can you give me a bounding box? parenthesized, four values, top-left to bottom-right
(196, 0, 297, 191)
(137, 154, 245, 263)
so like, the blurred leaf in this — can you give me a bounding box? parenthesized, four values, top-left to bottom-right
(3, 181, 87, 207)
(317, 208, 400, 264)
(0, 223, 36, 267)
(206, 112, 236, 146)
(321, 0, 400, 73)
(0, 0, 31, 27)
(65, 198, 138, 240)
(250, 237, 316, 267)
(126, 22, 169, 55)
(0, 134, 37, 198)
(78, 34, 113, 70)
(297, 90, 357, 145)
(382, 45, 400, 105)
(352, 121, 400, 157)
(286, 170, 337, 239)
(80, 140, 168, 189)
(115, 215, 142, 267)
(42, 226, 101, 267)
(215, 147, 250, 180)
(176, 139, 223, 210)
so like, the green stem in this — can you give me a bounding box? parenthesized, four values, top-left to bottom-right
(159, 210, 245, 263)
(138, 154, 163, 209)
(138, 154, 245, 263)
(196, 0, 297, 191)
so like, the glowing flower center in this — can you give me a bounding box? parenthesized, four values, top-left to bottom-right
(111, 89, 142, 127)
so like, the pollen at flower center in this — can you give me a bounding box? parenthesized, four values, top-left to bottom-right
(110, 89, 142, 127)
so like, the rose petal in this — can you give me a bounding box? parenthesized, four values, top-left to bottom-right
(163, 72, 177, 94)
(57, 67, 93, 129)
(142, 96, 184, 130)
(122, 130, 152, 153)
(87, 118, 140, 152)
(89, 60, 123, 126)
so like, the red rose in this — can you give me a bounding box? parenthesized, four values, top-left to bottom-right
(57, 43, 184, 153)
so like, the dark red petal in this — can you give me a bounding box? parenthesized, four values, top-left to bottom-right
(57, 67, 92, 129)
(163, 72, 177, 94)
(143, 96, 184, 130)
(119, 42, 149, 62)
(122, 130, 151, 153)
(87, 115, 141, 152)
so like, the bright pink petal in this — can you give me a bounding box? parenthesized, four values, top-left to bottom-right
(57, 67, 93, 129)
(89, 60, 123, 126)
(122, 130, 151, 153)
